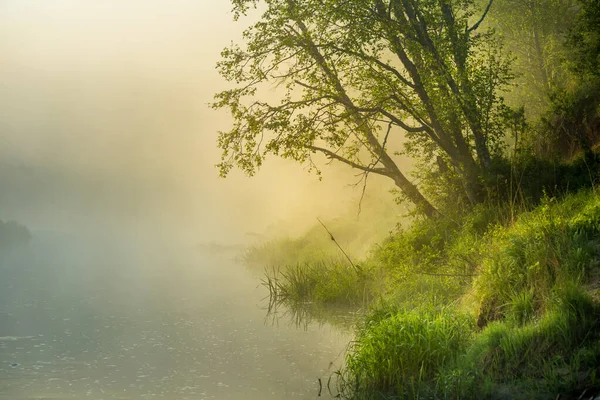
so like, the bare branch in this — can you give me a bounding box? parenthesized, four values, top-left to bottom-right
(358, 121, 393, 216)
(316, 217, 359, 272)
(468, 0, 494, 33)
(307, 145, 390, 175)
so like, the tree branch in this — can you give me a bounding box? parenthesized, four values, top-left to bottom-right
(375, 108, 429, 133)
(326, 44, 416, 88)
(468, 0, 494, 33)
(357, 121, 393, 216)
(307, 145, 390, 175)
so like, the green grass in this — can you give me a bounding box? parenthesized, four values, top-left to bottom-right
(336, 189, 600, 399)
(247, 187, 600, 399)
(475, 190, 600, 325)
(337, 285, 600, 400)
(455, 284, 600, 399)
(337, 306, 475, 399)
(262, 258, 376, 306)
(260, 258, 379, 330)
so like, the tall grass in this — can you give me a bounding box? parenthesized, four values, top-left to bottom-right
(260, 258, 378, 329)
(338, 285, 600, 400)
(459, 284, 600, 398)
(475, 190, 600, 325)
(262, 258, 376, 307)
(338, 306, 475, 399)
(247, 182, 600, 399)
(336, 189, 600, 399)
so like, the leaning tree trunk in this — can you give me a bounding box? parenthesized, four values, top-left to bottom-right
(387, 167, 441, 219)
(358, 132, 442, 218)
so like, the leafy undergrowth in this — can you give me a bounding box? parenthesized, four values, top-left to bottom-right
(253, 189, 600, 398)
(336, 189, 600, 399)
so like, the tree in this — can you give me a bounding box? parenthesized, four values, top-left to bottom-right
(568, 0, 600, 78)
(485, 0, 579, 117)
(213, 0, 513, 217)
(0, 219, 31, 253)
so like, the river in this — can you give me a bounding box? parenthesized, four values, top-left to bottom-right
(0, 229, 349, 399)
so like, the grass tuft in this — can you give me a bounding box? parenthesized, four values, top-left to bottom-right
(338, 306, 475, 399)
(262, 258, 375, 307)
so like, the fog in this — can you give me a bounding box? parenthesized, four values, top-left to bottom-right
(0, 3, 402, 398)
(0, 0, 397, 245)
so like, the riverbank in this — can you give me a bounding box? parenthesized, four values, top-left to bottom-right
(248, 187, 600, 399)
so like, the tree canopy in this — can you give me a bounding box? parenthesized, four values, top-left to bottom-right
(213, 0, 514, 218)
(485, 0, 579, 116)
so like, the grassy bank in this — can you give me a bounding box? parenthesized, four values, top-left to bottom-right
(251, 187, 600, 398)
(223, 1, 600, 397)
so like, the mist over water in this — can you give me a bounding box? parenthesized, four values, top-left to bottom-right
(0, 0, 391, 245)
(0, 229, 349, 399)
(0, 1, 371, 398)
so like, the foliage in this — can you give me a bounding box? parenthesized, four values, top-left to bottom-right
(215, 0, 517, 216)
(485, 0, 579, 117)
(261, 258, 380, 312)
(537, 79, 600, 159)
(225, 1, 600, 397)
(475, 189, 600, 322)
(372, 201, 505, 281)
(488, 150, 600, 209)
(248, 183, 600, 399)
(459, 284, 600, 399)
(505, 0, 600, 159)
(567, 0, 600, 79)
(332, 189, 600, 399)
(338, 306, 475, 399)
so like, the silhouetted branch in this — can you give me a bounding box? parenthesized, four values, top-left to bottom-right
(316, 217, 359, 272)
(468, 0, 493, 33)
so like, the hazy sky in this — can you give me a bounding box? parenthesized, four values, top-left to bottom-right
(0, 0, 398, 244)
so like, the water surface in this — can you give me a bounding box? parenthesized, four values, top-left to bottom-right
(0, 230, 348, 399)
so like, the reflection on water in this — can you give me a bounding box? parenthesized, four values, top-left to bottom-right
(0, 231, 349, 399)
(264, 296, 362, 333)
